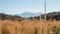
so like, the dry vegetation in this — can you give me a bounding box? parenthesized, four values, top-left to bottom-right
(0, 12, 60, 34)
(0, 19, 60, 34)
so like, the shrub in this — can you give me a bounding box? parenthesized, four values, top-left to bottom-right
(52, 26, 60, 34)
(1, 29, 10, 34)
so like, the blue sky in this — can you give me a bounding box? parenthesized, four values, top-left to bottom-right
(0, 0, 60, 14)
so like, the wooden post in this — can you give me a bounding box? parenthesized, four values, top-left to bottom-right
(44, 0, 47, 34)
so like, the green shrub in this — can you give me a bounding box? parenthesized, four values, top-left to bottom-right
(52, 26, 60, 34)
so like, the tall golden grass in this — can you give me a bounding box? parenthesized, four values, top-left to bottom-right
(0, 19, 60, 34)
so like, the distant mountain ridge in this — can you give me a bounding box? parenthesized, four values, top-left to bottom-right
(0, 13, 24, 21)
(0, 11, 60, 21)
(33, 11, 60, 20)
(17, 12, 42, 18)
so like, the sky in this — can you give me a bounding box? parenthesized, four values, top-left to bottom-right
(0, 0, 60, 15)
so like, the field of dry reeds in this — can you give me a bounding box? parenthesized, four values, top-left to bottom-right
(0, 19, 60, 34)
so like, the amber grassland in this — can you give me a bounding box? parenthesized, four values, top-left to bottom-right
(0, 19, 60, 34)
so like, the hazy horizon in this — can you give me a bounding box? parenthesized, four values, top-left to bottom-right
(0, 0, 60, 15)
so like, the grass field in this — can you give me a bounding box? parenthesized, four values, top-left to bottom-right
(0, 19, 60, 34)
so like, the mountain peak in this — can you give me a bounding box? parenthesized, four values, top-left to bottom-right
(17, 12, 42, 18)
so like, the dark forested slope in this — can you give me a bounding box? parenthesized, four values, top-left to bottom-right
(0, 13, 24, 21)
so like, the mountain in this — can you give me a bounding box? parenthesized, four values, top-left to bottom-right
(17, 12, 42, 18)
(0, 13, 24, 21)
(34, 11, 60, 20)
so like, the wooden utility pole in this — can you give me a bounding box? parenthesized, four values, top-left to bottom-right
(44, 0, 47, 34)
(44, 0, 46, 21)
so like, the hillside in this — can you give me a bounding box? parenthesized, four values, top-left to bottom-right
(0, 11, 60, 21)
(0, 13, 24, 21)
(30, 11, 60, 20)
(41, 11, 60, 20)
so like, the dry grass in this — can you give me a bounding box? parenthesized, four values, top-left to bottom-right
(0, 19, 60, 34)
